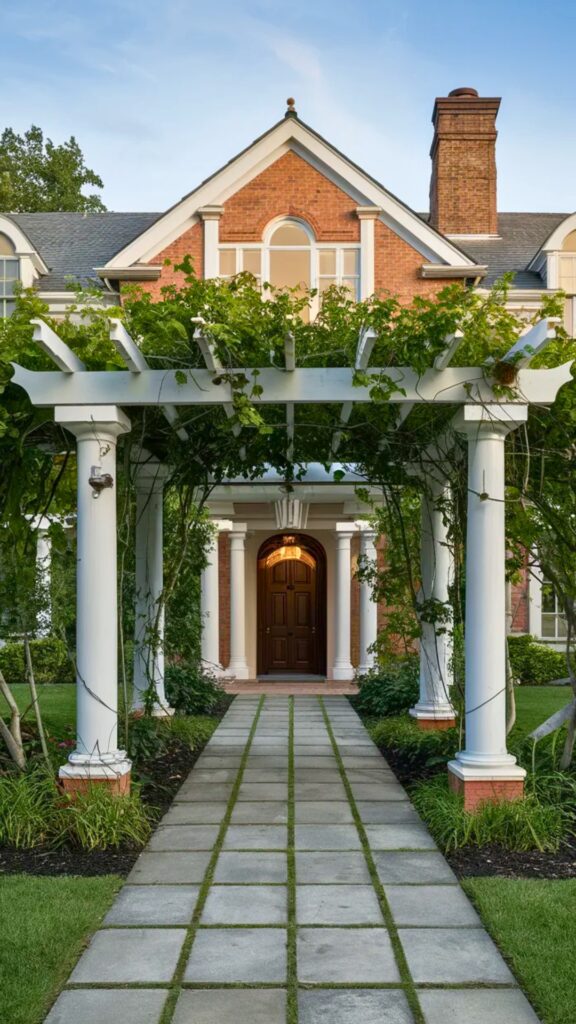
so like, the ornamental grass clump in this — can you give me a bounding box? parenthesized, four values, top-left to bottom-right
(0, 767, 152, 850)
(368, 715, 459, 779)
(412, 775, 571, 853)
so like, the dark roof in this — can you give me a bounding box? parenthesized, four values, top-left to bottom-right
(9, 212, 160, 290)
(6, 209, 571, 293)
(417, 212, 568, 288)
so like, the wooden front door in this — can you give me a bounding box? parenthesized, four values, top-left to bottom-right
(258, 536, 326, 675)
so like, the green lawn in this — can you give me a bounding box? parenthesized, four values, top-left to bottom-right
(2, 682, 76, 737)
(0, 874, 121, 1024)
(463, 877, 576, 1024)
(512, 685, 570, 740)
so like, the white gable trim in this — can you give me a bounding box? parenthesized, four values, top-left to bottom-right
(103, 119, 476, 272)
(0, 215, 49, 276)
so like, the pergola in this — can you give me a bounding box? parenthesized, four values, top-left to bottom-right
(12, 316, 573, 807)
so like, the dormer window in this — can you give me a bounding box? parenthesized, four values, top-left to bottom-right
(0, 233, 19, 318)
(218, 218, 360, 306)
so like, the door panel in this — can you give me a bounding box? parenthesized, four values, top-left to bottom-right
(258, 538, 325, 675)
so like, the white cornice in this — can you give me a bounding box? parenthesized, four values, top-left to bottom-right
(102, 119, 477, 272)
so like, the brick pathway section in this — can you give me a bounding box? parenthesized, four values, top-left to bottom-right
(46, 696, 541, 1024)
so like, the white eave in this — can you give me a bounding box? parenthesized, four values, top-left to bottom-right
(421, 263, 487, 279)
(101, 116, 478, 274)
(95, 265, 162, 281)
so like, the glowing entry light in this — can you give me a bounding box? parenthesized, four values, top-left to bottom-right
(265, 545, 315, 569)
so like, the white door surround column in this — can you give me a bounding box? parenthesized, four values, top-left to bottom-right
(410, 481, 457, 729)
(331, 523, 355, 681)
(448, 405, 527, 809)
(201, 519, 233, 677)
(357, 523, 379, 675)
(132, 460, 172, 717)
(227, 523, 250, 679)
(55, 405, 131, 792)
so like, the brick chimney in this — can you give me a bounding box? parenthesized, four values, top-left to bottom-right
(429, 87, 501, 236)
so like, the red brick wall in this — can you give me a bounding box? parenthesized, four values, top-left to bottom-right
(373, 220, 460, 302)
(219, 151, 360, 242)
(121, 222, 204, 299)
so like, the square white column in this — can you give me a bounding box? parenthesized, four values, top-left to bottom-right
(331, 523, 356, 681)
(357, 522, 379, 675)
(227, 523, 250, 679)
(201, 519, 233, 677)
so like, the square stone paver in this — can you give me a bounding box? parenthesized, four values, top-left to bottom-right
(346, 768, 397, 784)
(297, 884, 382, 924)
(230, 801, 288, 824)
(128, 851, 211, 884)
(148, 825, 220, 851)
(175, 783, 234, 802)
(237, 782, 288, 800)
(349, 783, 408, 801)
(45, 989, 168, 1024)
(202, 884, 287, 924)
(245, 756, 288, 768)
(295, 801, 354, 824)
(242, 768, 288, 782)
(173, 989, 286, 1024)
(374, 851, 457, 884)
(418, 989, 540, 1024)
(184, 927, 286, 982)
(294, 825, 362, 850)
(364, 824, 436, 850)
(214, 851, 287, 883)
(357, 801, 421, 824)
(399, 927, 515, 983)
(294, 769, 343, 782)
(294, 782, 347, 801)
(298, 989, 414, 1024)
(294, 756, 339, 768)
(296, 851, 371, 884)
(104, 885, 199, 926)
(223, 824, 287, 849)
(70, 928, 186, 983)
(386, 885, 482, 927)
(161, 802, 228, 825)
(297, 927, 400, 983)
(187, 769, 238, 783)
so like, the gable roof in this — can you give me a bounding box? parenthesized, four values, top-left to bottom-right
(102, 114, 478, 272)
(457, 213, 568, 287)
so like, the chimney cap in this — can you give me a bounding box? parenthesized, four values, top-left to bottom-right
(448, 87, 479, 98)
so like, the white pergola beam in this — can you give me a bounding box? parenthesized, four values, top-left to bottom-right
(502, 319, 555, 368)
(399, 331, 464, 427)
(31, 318, 86, 373)
(332, 328, 376, 454)
(193, 325, 243, 443)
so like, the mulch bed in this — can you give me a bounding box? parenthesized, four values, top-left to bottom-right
(0, 705, 230, 879)
(447, 839, 576, 880)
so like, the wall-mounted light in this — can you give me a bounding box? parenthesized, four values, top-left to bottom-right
(88, 465, 114, 498)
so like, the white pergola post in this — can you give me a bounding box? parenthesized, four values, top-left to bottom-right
(132, 460, 173, 716)
(357, 523, 379, 675)
(410, 481, 457, 729)
(55, 405, 132, 793)
(227, 523, 250, 679)
(201, 519, 232, 677)
(331, 523, 355, 681)
(448, 406, 527, 810)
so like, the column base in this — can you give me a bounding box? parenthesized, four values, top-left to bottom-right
(448, 760, 526, 811)
(416, 717, 457, 731)
(59, 759, 132, 797)
(227, 663, 251, 680)
(331, 664, 355, 681)
(358, 662, 377, 677)
(410, 705, 457, 730)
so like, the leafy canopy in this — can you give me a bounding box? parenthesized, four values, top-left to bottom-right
(0, 126, 105, 213)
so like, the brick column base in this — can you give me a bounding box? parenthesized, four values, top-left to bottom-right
(59, 771, 131, 798)
(416, 717, 457, 732)
(448, 769, 524, 812)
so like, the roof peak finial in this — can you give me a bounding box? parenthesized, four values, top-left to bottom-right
(285, 97, 297, 118)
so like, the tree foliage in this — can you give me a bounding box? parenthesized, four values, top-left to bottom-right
(0, 126, 105, 213)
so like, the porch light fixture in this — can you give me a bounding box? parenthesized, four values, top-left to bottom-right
(274, 495, 309, 530)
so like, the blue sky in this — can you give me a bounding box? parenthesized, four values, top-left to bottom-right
(1, 0, 575, 213)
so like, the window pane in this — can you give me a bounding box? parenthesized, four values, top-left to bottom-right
(559, 255, 576, 293)
(541, 613, 556, 637)
(219, 250, 236, 276)
(558, 616, 568, 638)
(0, 234, 15, 256)
(318, 277, 336, 294)
(562, 230, 576, 253)
(5, 260, 18, 279)
(270, 223, 309, 246)
(269, 248, 310, 290)
(541, 583, 556, 612)
(319, 249, 336, 275)
(342, 277, 359, 299)
(242, 249, 261, 275)
(343, 249, 359, 276)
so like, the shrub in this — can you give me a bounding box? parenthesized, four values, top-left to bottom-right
(165, 663, 225, 715)
(412, 775, 571, 853)
(508, 634, 568, 686)
(127, 716, 171, 763)
(163, 715, 217, 750)
(351, 658, 420, 718)
(0, 768, 152, 850)
(0, 636, 74, 685)
(127, 713, 218, 765)
(369, 715, 459, 779)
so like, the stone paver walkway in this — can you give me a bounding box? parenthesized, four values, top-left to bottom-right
(46, 697, 541, 1024)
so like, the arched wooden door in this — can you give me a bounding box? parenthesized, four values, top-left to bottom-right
(258, 534, 326, 675)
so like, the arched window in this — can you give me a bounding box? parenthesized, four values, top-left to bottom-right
(218, 217, 360, 309)
(0, 233, 19, 318)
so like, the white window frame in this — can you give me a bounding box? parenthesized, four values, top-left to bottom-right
(0, 255, 20, 318)
(529, 562, 569, 648)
